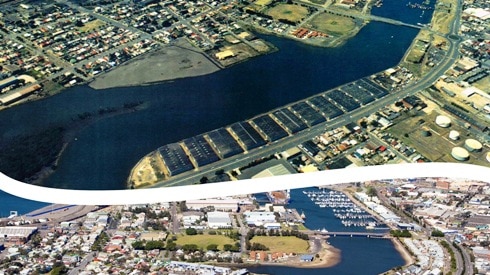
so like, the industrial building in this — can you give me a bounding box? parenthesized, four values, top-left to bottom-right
(157, 143, 194, 176)
(0, 227, 38, 247)
(206, 128, 243, 159)
(185, 198, 252, 212)
(156, 75, 392, 178)
(244, 211, 277, 226)
(251, 114, 289, 142)
(207, 211, 232, 229)
(183, 135, 220, 167)
(0, 84, 41, 105)
(290, 101, 326, 126)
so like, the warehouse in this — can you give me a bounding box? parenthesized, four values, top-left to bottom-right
(207, 211, 232, 229)
(0, 227, 38, 247)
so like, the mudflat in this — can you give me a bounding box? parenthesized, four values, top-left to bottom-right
(89, 39, 220, 90)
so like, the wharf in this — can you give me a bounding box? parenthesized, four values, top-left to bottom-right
(137, 76, 389, 184)
(22, 204, 98, 222)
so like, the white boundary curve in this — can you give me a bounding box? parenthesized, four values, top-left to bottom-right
(0, 163, 489, 205)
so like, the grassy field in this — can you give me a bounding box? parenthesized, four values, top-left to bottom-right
(308, 13, 357, 35)
(405, 40, 428, 63)
(255, 0, 272, 7)
(250, 236, 309, 253)
(473, 75, 490, 91)
(79, 19, 106, 33)
(430, 0, 458, 34)
(267, 4, 309, 23)
(174, 234, 234, 250)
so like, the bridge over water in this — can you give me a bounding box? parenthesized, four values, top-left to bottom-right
(305, 230, 390, 238)
(323, 8, 424, 30)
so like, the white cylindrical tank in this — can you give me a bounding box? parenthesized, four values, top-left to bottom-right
(464, 139, 482, 152)
(451, 147, 469, 161)
(448, 130, 460, 140)
(435, 115, 451, 128)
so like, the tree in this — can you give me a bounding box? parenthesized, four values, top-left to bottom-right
(132, 240, 145, 250)
(367, 186, 377, 198)
(186, 228, 198, 235)
(182, 244, 199, 252)
(207, 244, 218, 251)
(145, 240, 165, 250)
(431, 230, 445, 237)
(166, 240, 177, 251)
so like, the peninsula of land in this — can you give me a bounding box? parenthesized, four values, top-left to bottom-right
(89, 39, 221, 90)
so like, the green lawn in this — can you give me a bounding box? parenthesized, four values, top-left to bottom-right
(174, 234, 234, 250)
(250, 236, 309, 253)
(267, 4, 309, 23)
(309, 13, 357, 35)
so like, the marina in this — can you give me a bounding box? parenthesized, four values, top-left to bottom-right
(303, 189, 383, 229)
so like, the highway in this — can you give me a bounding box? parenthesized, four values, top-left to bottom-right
(149, 0, 463, 189)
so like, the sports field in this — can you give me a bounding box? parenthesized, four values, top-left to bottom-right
(309, 13, 356, 35)
(175, 234, 234, 250)
(255, 0, 272, 6)
(250, 236, 309, 253)
(267, 4, 309, 23)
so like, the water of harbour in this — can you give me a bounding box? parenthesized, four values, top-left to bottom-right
(248, 188, 405, 275)
(0, 191, 49, 218)
(372, 0, 435, 24)
(1, 0, 429, 217)
(0, 20, 418, 191)
(0, 1, 429, 272)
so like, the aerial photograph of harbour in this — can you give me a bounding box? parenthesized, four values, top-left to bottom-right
(0, 0, 489, 273)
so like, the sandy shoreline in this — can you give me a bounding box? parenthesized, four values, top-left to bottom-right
(392, 237, 415, 266)
(89, 38, 221, 90)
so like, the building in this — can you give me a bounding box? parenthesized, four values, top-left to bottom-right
(186, 198, 246, 212)
(0, 227, 38, 247)
(207, 211, 232, 229)
(244, 211, 276, 226)
(0, 84, 42, 105)
(300, 254, 314, 262)
(215, 50, 235, 60)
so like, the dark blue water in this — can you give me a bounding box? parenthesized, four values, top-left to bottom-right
(372, 0, 435, 24)
(0, 21, 417, 191)
(248, 237, 404, 275)
(248, 188, 405, 275)
(0, 190, 49, 218)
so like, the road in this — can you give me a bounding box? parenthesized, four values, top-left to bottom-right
(69, 253, 94, 275)
(170, 202, 180, 234)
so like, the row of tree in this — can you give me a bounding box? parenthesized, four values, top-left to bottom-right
(250, 228, 309, 240)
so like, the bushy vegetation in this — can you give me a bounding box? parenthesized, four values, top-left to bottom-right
(440, 240, 457, 271)
(431, 229, 445, 237)
(390, 229, 412, 238)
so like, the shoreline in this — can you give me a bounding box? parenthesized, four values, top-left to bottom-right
(88, 39, 221, 90)
(25, 102, 148, 186)
(391, 237, 415, 266)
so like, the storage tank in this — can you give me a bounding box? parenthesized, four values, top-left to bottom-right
(451, 147, 469, 161)
(435, 115, 451, 128)
(448, 130, 460, 140)
(421, 128, 431, 137)
(464, 139, 482, 152)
